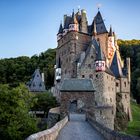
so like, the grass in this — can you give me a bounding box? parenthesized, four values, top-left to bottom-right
(124, 101, 140, 136)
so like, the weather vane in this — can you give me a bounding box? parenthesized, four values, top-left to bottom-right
(78, 5, 80, 11)
(97, 3, 102, 11)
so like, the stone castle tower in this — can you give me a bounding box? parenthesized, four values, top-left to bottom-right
(53, 9, 132, 130)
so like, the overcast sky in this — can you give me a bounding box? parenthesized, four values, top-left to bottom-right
(0, 0, 140, 58)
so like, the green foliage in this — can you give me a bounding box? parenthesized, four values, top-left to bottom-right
(31, 92, 58, 116)
(118, 39, 140, 103)
(0, 84, 38, 140)
(125, 101, 140, 136)
(0, 48, 56, 89)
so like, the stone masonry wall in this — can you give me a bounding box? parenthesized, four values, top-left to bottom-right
(56, 31, 91, 81)
(60, 91, 94, 117)
(87, 114, 140, 140)
(47, 107, 60, 129)
(26, 116, 68, 140)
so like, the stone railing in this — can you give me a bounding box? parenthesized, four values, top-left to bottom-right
(26, 116, 68, 140)
(87, 115, 140, 140)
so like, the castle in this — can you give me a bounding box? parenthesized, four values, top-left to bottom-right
(53, 9, 132, 130)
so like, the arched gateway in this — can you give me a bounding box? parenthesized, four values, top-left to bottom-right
(60, 79, 95, 117)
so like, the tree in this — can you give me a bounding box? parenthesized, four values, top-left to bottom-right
(31, 92, 58, 116)
(0, 84, 38, 140)
(136, 77, 140, 103)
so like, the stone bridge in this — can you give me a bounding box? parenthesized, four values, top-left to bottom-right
(56, 113, 105, 140)
(27, 112, 140, 140)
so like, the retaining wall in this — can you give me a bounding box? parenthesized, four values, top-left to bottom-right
(26, 116, 68, 140)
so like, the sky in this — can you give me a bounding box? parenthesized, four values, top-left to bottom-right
(0, 0, 140, 58)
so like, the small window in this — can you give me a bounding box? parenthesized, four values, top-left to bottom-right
(88, 64, 91, 68)
(125, 94, 127, 99)
(100, 110, 102, 115)
(91, 55, 94, 59)
(124, 82, 126, 87)
(82, 75, 85, 78)
(110, 98, 112, 102)
(112, 110, 114, 115)
(37, 75, 39, 77)
(95, 101, 97, 106)
(116, 83, 119, 87)
(96, 74, 98, 78)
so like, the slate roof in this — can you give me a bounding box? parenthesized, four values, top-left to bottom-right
(96, 42, 105, 61)
(110, 51, 123, 78)
(58, 23, 63, 34)
(108, 26, 113, 36)
(64, 16, 72, 29)
(27, 69, 46, 92)
(91, 38, 105, 61)
(60, 79, 95, 92)
(89, 11, 108, 35)
(76, 10, 81, 23)
(70, 10, 78, 24)
(105, 66, 114, 76)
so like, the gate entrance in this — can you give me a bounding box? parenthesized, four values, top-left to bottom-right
(69, 100, 77, 113)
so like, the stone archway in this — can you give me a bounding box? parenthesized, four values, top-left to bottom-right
(69, 100, 77, 113)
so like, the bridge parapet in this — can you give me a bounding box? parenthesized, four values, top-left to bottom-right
(87, 115, 140, 140)
(26, 116, 68, 140)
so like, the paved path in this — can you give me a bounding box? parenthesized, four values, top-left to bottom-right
(56, 113, 105, 140)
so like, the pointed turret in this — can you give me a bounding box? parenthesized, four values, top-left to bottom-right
(71, 10, 78, 24)
(93, 11, 108, 34)
(113, 31, 119, 50)
(95, 41, 106, 72)
(110, 51, 123, 78)
(69, 10, 79, 31)
(108, 26, 113, 36)
(96, 42, 104, 61)
(63, 15, 71, 35)
(107, 26, 115, 60)
(76, 9, 81, 24)
(93, 20, 97, 36)
(57, 22, 63, 41)
(58, 22, 63, 34)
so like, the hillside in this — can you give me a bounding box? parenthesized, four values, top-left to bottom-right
(125, 101, 140, 136)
